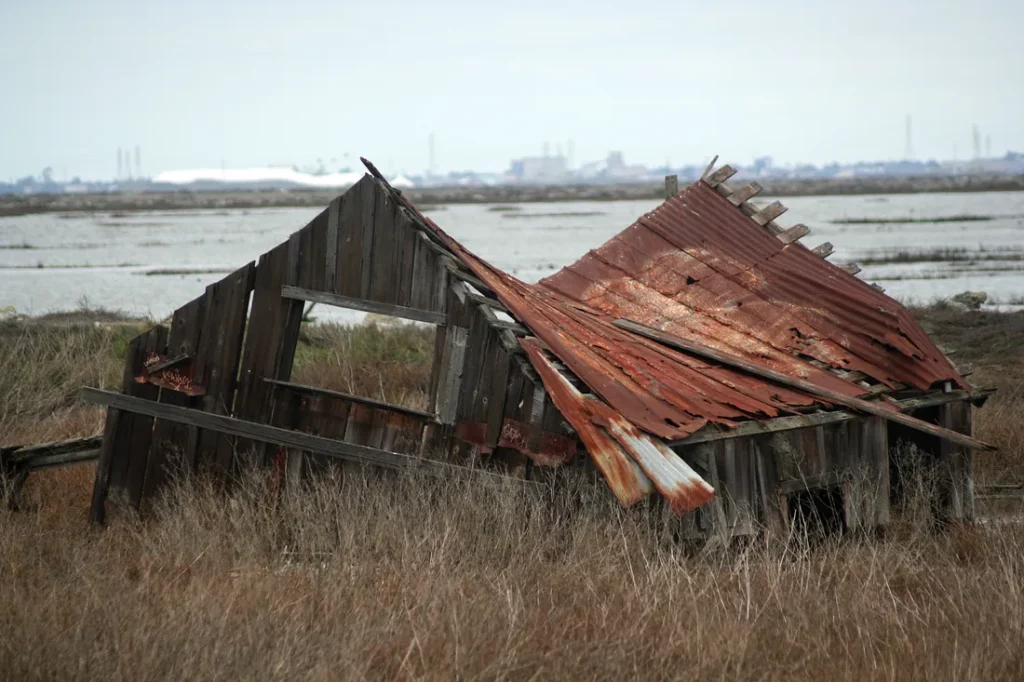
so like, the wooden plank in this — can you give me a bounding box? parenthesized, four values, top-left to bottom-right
(938, 397, 974, 521)
(325, 196, 341, 293)
(842, 263, 862, 276)
(486, 347, 511, 448)
(812, 242, 834, 258)
(703, 165, 736, 188)
(281, 285, 445, 325)
(409, 234, 434, 312)
(359, 179, 376, 298)
(369, 184, 398, 304)
(727, 182, 762, 206)
(616, 318, 995, 451)
(396, 215, 418, 308)
(343, 402, 375, 446)
(123, 326, 169, 509)
(751, 201, 787, 226)
(457, 313, 489, 421)
(664, 175, 678, 199)
(144, 294, 206, 499)
(190, 264, 257, 475)
(264, 379, 434, 420)
(436, 326, 469, 425)
(308, 209, 329, 291)
(84, 387, 415, 470)
(25, 448, 101, 471)
(338, 177, 368, 297)
(426, 324, 446, 415)
(668, 389, 982, 447)
(234, 242, 290, 426)
(868, 416, 891, 527)
(777, 224, 810, 245)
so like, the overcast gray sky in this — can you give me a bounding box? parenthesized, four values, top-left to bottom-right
(1, 0, 1021, 180)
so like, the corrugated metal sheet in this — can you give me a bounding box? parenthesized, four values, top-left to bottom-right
(363, 162, 963, 513)
(542, 181, 962, 392)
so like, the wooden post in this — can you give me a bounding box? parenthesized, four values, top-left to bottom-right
(664, 175, 679, 199)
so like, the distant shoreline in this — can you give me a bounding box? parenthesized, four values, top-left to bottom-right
(3, 174, 1024, 217)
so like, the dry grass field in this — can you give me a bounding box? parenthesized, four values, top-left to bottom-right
(1, 304, 1023, 681)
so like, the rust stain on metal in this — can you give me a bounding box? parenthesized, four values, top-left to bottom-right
(136, 352, 206, 396)
(523, 338, 714, 513)
(363, 162, 963, 514)
(455, 419, 578, 465)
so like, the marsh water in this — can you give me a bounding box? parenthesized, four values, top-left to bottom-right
(2, 191, 1023, 321)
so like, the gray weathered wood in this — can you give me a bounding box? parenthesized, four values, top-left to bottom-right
(436, 326, 468, 424)
(703, 165, 736, 188)
(842, 263, 862, 276)
(812, 242, 834, 258)
(264, 379, 434, 420)
(664, 175, 678, 199)
(281, 285, 446, 325)
(751, 201, 787, 226)
(670, 392, 985, 447)
(777, 224, 810, 245)
(82, 387, 537, 487)
(325, 195, 341, 292)
(727, 182, 762, 206)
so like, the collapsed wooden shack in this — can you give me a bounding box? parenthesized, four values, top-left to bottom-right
(80, 159, 993, 539)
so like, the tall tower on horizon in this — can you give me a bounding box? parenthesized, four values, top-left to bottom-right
(904, 115, 913, 160)
(972, 124, 981, 160)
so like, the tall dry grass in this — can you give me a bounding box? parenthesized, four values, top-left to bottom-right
(3, 466, 1024, 681)
(1, 305, 1023, 680)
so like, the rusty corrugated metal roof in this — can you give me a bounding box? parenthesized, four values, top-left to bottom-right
(363, 161, 964, 513)
(541, 180, 962, 392)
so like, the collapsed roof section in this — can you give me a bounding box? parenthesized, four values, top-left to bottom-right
(379, 161, 964, 443)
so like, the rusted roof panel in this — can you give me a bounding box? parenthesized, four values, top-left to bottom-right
(362, 162, 962, 513)
(545, 180, 961, 392)
(523, 338, 714, 514)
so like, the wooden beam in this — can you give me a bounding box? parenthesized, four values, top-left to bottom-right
(442, 260, 492, 295)
(325, 196, 341, 291)
(751, 201, 787, 226)
(81, 388, 539, 487)
(812, 242, 834, 258)
(727, 182, 762, 206)
(702, 165, 736, 188)
(842, 263, 862, 276)
(467, 291, 509, 312)
(25, 448, 101, 470)
(264, 379, 434, 420)
(700, 155, 719, 180)
(613, 318, 995, 451)
(664, 175, 679, 199)
(669, 389, 988, 447)
(281, 285, 445, 326)
(777, 224, 810, 245)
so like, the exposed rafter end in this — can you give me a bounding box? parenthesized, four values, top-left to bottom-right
(870, 283, 886, 293)
(751, 200, 787, 226)
(777, 223, 810, 245)
(700, 155, 720, 180)
(726, 182, 763, 206)
(842, 263, 862, 276)
(811, 242, 834, 259)
(702, 164, 736, 188)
